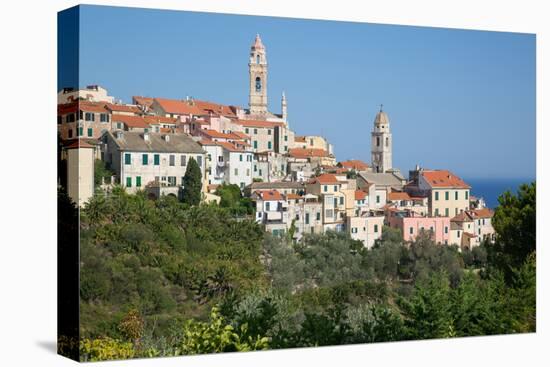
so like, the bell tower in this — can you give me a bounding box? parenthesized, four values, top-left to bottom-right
(371, 105, 393, 173)
(249, 34, 268, 115)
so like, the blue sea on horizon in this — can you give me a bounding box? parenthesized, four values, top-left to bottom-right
(465, 177, 535, 209)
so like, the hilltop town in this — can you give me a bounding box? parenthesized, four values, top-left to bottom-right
(58, 34, 495, 250)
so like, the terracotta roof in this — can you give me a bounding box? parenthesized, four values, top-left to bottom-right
(288, 148, 329, 159)
(231, 131, 250, 139)
(193, 100, 237, 117)
(58, 102, 78, 115)
(217, 141, 245, 152)
(201, 129, 245, 140)
(470, 208, 494, 219)
(154, 98, 206, 115)
(294, 136, 306, 143)
(79, 101, 109, 113)
(451, 211, 473, 222)
(340, 159, 369, 171)
(355, 190, 368, 200)
(111, 114, 150, 129)
(310, 174, 340, 184)
(388, 191, 412, 201)
(144, 115, 178, 125)
(132, 96, 155, 107)
(235, 119, 285, 128)
(421, 170, 470, 189)
(255, 190, 283, 201)
(106, 103, 141, 114)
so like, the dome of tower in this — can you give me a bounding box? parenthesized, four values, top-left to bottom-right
(374, 110, 390, 125)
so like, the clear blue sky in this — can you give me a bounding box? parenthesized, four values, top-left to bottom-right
(66, 5, 536, 180)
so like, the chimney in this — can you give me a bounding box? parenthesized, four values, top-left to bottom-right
(163, 134, 170, 142)
(143, 132, 150, 141)
(116, 131, 123, 139)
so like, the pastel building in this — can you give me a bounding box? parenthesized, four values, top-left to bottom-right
(347, 213, 385, 249)
(388, 210, 451, 245)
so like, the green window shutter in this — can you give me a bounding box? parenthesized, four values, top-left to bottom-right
(253, 141, 258, 149)
(154, 154, 160, 165)
(445, 208, 449, 216)
(240, 154, 243, 162)
(435, 192, 439, 201)
(245, 128, 249, 134)
(142, 154, 148, 165)
(305, 213, 309, 225)
(268, 141, 272, 149)
(465, 191, 469, 199)
(136, 176, 141, 187)
(455, 191, 458, 200)
(78, 127, 83, 136)
(445, 191, 449, 200)
(124, 153, 131, 165)
(316, 212, 320, 220)
(126, 177, 132, 187)
(87, 128, 93, 137)
(374, 224, 378, 233)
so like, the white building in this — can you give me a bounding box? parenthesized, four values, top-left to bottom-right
(58, 85, 115, 104)
(347, 213, 385, 249)
(201, 140, 254, 189)
(101, 131, 206, 197)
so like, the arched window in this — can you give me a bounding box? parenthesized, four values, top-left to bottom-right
(256, 55, 260, 64)
(255, 77, 262, 92)
(385, 137, 389, 147)
(376, 137, 380, 147)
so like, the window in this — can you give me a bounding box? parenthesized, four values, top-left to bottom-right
(352, 228, 357, 234)
(445, 191, 449, 200)
(455, 191, 458, 200)
(67, 114, 75, 123)
(181, 176, 185, 185)
(324, 185, 328, 193)
(100, 114, 109, 123)
(180, 155, 187, 166)
(445, 208, 449, 217)
(142, 154, 148, 165)
(87, 128, 93, 137)
(254, 165, 257, 172)
(197, 156, 203, 167)
(334, 198, 338, 206)
(116, 122, 122, 129)
(84, 112, 95, 121)
(374, 224, 379, 233)
(245, 128, 249, 134)
(154, 154, 160, 165)
(435, 192, 439, 201)
(409, 227, 414, 235)
(124, 153, 131, 165)
(268, 141, 272, 150)
(259, 169, 262, 176)
(78, 127, 83, 136)
(136, 176, 141, 187)
(234, 168, 238, 176)
(266, 202, 270, 211)
(57, 116, 62, 125)
(376, 137, 380, 147)
(246, 169, 250, 176)
(284, 146, 288, 151)
(79, 110, 83, 120)
(254, 129, 258, 135)
(240, 182, 245, 189)
(333, 185, 338, 192)
(167, 176, 176, 186)
(126, 177, 132, 187)
(284, 135, 288, 141)
(68, 129, 73, 138)
(339, 197, 344, 205)
(281, 164, 285, 172)
(267, 129, 271, 135)
(385, 137, 389, 147)
(239, 154, 243, 162)
(255, 77, 262, 92)
(253, 141, 258, 149)
(376, 195, 380, 204)
(256, 55, 260, 64)
(445, 226, 449, 234)
(316, 212, 321, 221)
(305, 213, 310, 225)
(207, 154, 211, 161)
(465, 191, 469, 200)
(435, 208, 439, 216)
(169, 155, 175, 166)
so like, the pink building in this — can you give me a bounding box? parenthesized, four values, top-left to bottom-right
(388, 209, 451, 245)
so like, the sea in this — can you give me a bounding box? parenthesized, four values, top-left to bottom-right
(465, 177, 535, 210)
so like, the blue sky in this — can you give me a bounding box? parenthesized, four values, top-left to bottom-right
(65, 5, 535, 179)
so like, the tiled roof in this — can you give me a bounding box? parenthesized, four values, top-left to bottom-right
(294, 136, 306, 143)
(288, 148, 329, 159)
(340, 159, 369, 171)
(111, 114, 150, 128)
(154, 98, 206, 115)
(470, 208, 494, 219)
(388, 191, 412, 201)
(65, 140, 95, 149)
(421, 170, 470, 189)
(285, 193, 302, 200)
(106, 103, 141, 114)
(248, 181, 305, 190)
(132, 96, 155, 107)
(194, 100, 237, 117)
(255, 190, 283, 201)
(451, 211, 473, 222)
(108, 131, 204, 153)
(79, 101, 109, 113)
(310, 174, 340, 184)
(144, 115, 178, 125)
(355, 190, 368, 200)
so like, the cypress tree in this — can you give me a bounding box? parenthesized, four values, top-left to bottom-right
(182, 157, 202, 206)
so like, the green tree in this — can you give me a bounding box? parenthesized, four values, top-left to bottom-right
(182, 157, 202, 206)
(487, 182, 536, 280)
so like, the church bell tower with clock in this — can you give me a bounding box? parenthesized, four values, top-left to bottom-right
(249, 34, 268, 115)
